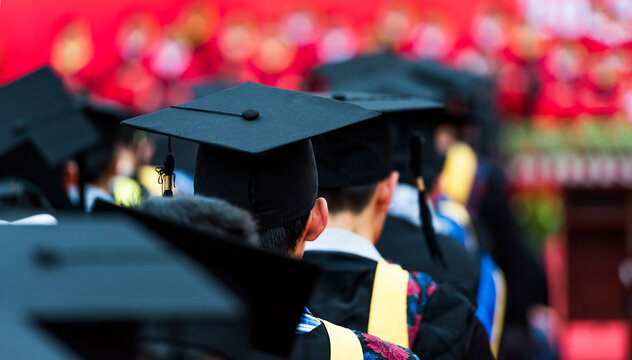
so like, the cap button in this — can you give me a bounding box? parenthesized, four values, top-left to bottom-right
(332, 94, 346, 101)
(242, 109, 259, 121)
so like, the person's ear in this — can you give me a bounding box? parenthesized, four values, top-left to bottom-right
(63, 160, 79, 190)
(303, 197, 329, 242)
(376, 171, 399, 213)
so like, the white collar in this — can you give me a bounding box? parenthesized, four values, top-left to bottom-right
(305, 228, 383, 262)
(387, 183, 457, 236)
(388, 183, 422, 226)
(85, 185, 114, 212)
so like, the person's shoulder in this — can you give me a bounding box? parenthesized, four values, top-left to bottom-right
(353, 330, 420, 360)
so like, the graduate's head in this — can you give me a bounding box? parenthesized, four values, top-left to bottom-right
(312, 92, 444, 241)
(195, 140, 329, 258)
(140, 195, 260, 247)
(313, 117, 399, 242)
(121, 82, 380, 258)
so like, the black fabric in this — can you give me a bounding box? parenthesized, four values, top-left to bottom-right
(195, 140, 318, 230)
(311, 52, 408, 90)
(304, 252, 377, 331)
(0, 67, 100, 167)
(313, 118, 393, 189)
(0, 217, 247, 359)
(150, 134, 199, 174)
(319, 92, 443, 113)
(304, 251, 494, 360)
(94, 200, 322, 357)
(389, 116, 446, 190)
(477, 167, 549, 326)
(123, 82, 380, 229)
(312, 91, 443, 190)
(414, 283, 493, 360)
(122, 82, 380, 155)
(377, 215, 480, 305)
(0, 142, 73, 209)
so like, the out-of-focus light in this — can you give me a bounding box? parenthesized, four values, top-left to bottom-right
(546, 43, 585, 81)
(253, 34, 297, 74)
(498, 62, 530, 95)
(116, 13, 161, 61)
(621, 90, 632, 122)
(115, 61, 163, 112)
(317, 27, 358, 63)
(453, 48, 491, 76)
(275, 73, 303, 90)
(472, 13, 507, 52)
(282, 11, 319, 46)
(375, 7, 416, 49)
(589, 10, 631, 46)
(51, 18, 94, 75)
(412, 22, 453, 60)
(218, 15, 260, 63)
(150, 37, 193, 80)
(508, 24, 550, 60)
(173, 1, 220, 47)
(588, 54, 622, 91)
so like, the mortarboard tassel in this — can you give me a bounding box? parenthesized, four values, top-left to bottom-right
(156, 136, 175, 197)
(410, 133, 446, 267)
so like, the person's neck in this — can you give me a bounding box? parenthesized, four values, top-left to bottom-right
(326, 209, 380, 245)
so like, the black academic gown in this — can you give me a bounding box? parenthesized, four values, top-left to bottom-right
(303, 251, 494, 360)
(377, 215, 481, 305)
(253, 322, 420, 360)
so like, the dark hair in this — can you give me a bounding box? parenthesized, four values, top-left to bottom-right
(141, 195, 260, 247)
(259, 212, 311, 256)
(319, 183, 378, 215)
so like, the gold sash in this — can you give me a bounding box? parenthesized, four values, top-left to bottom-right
(320, 318, 364, 360)
(368, 260, 410, 348)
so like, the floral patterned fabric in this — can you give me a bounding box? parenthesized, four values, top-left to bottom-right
(406, 271, 437, 347)
(354, 331, 420, 360)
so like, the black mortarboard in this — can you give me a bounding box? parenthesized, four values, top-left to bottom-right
(122, 82, 380, 229)
(0, 67, 100, 168)
(93, 200, 322, 357)
(0, 67, 100, 209)
(0, 218, 247, 360)
(313, 92, 443, 189)
(0, 311, 77, 359)
(310, 52, 408, 90)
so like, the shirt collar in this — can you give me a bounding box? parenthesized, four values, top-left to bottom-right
(305, 228, 383, 262)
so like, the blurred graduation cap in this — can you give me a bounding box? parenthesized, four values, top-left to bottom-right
(93, 199, 322, 357)
(122, 81, 380, 230)
(0, 311, 78, 360)
(0, 218, 248, 360)
(310, 52, 409, 90)
(0, 67, 100, 209)
(312, 91, 447, 266)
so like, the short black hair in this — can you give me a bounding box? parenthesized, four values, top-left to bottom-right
(319, 183, 378, 215)
(141, 195, 260, 247)
(259, 212, 311, 256)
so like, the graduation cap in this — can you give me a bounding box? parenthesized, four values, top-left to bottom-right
(0, 217, 248, 360)
(310, 52, 409, 90)
(312, 91, 447, 266)
(313, 92, 443, 188)
(122, 82, 380, 230)
(93, 199, 322, 357)
(0, 311, 78, 360)
(0, 67, 100, 209)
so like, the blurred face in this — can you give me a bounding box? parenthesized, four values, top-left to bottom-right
(434, 123, 458, 155)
